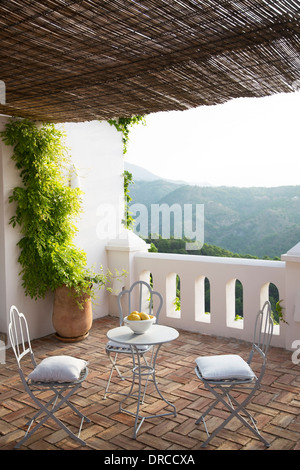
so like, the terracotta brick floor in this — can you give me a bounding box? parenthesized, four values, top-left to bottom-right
(0, 316, 299, 451)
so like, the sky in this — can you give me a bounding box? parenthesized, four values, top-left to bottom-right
(125, 91, 300, 188)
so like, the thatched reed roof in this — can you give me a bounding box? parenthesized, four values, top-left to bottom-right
(0, 1, 299, 123)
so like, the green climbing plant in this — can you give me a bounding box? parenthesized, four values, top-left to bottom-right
(273, 299, 288, 325)
(108, 115, 146, 154)
(123, 169, 135, 229)
(108, 115, 146, 229)
(1, 119, 112, 304)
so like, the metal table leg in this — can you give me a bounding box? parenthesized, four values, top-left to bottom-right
(119, 343, 177, 438)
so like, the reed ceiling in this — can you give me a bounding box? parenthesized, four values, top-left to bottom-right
(0, 0, 299, 122)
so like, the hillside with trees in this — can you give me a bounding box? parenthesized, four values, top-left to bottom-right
(129, 178, 300, 259)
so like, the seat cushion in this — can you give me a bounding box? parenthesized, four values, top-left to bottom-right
(195, 354, 256, 381)
(106, 340, 150, 352)
(28, 355, 87, 383)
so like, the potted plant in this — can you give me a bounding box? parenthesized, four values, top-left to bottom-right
(52, 268, 112, 342)
(1, 119, 115, 341)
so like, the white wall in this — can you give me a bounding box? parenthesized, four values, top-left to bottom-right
(0, 117, 124, 340)
(64, 121, 124, 319)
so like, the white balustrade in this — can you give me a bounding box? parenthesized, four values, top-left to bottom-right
(134, 252, 286, 348)
(107, 232, 300, 351)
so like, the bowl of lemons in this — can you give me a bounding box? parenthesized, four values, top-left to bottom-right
(124, 311, 156, 334)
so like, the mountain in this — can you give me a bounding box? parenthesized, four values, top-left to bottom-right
(125, 162, 163, 182)
(128, 175, 300, 258)
(125, 162, 211, 186)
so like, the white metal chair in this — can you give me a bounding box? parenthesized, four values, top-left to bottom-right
(104, 280, 163, 399)
(8, 305, 90, 448)
(194, 300, 273, 448)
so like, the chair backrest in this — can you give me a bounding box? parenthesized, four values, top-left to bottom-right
(117, 280, 163, 325)
(248, 300, 273, 366)
(8, 306, 35, 371)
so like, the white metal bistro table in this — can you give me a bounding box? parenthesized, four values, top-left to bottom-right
(106, 324, 179, 438)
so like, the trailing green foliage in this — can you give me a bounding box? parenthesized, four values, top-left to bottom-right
(108, 115, 146, 229)
(273, 299, 288, 325)
(123, 170, 135, 229)
(108, 115, 146, 154)
(1, 119, 111, 303)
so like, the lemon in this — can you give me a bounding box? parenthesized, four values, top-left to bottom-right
(127, 313, 141, 321)
(139, 312, 150, 320)
(131, 310, 140, 315)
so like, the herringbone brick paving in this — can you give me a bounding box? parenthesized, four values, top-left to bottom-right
(0, 316, 299, 451)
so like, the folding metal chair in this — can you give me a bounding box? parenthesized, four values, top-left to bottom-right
(194, 300, 273, 448)
(8, 305, 90, 448)
(104, 280, 163, 399)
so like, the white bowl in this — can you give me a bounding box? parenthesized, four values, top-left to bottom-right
(124, 315, 156, 334)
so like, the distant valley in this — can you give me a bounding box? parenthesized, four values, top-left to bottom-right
(126, 163, 300, 258)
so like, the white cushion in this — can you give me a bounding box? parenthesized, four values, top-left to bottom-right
(28, 356, 87, 383)
(106, 340, 149, 351)
(195, 354, 256, 381)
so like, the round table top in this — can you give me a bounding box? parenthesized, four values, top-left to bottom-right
(107, 324, 179, 346)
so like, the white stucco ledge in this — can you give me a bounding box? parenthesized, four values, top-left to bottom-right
(281, 242, 300, 262)
(106, 229, 150, 252)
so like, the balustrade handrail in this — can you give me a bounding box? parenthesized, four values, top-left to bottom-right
(135, 251, 285, 267)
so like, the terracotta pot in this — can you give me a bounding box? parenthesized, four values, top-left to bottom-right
(53, 285, 93, 342)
